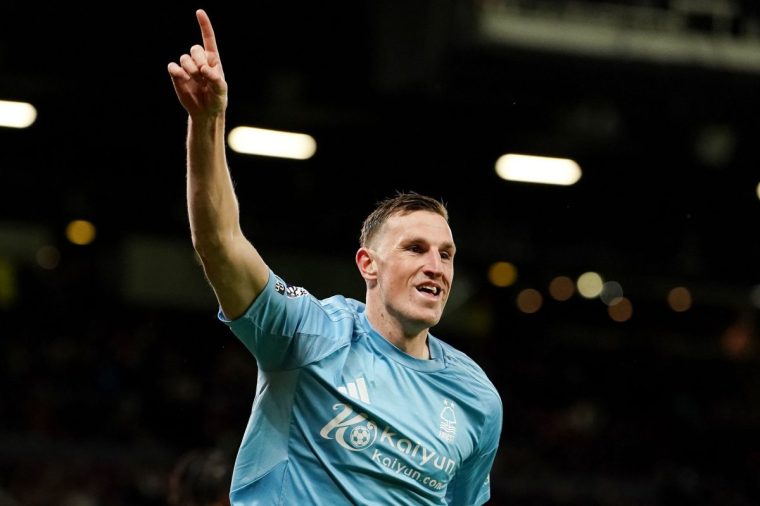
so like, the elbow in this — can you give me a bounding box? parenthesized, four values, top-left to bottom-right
(191, 229, 239, 263)
(191, 231, 223, 261)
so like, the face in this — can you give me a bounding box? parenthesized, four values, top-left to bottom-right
(362, 210, 455, 335)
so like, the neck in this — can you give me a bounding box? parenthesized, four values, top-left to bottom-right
(365, 305, 430, 360)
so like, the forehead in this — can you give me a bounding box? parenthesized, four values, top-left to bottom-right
(377, 210, 454, 246)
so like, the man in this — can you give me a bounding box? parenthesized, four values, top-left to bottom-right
(167, 9, 502, 505)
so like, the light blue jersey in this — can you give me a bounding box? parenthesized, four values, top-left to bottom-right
(219, 270, 502, 505)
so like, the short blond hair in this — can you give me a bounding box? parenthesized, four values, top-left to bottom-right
(359, 191, 448, 247)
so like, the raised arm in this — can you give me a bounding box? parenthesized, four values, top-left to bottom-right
(167, 9, 268, 319)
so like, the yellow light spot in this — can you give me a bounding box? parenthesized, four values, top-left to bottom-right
(608, 297, 633, 322)
(488, 261, 517, 287)
(66, 220, 96, 246)
(577, 271, 603, 299)
(548, 275, 575, 301)
(516, 288, 543, 314)
(667, 286, 692, 312)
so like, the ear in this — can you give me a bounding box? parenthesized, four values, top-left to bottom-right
(355, 247, 377, 281)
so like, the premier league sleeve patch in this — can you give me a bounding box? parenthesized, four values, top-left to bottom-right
(274, 280, 310, 298)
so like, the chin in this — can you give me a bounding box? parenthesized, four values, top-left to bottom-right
(396, 302, 444, 329)
(417, 311, 443, 329)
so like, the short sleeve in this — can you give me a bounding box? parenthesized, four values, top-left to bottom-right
(220, 270, 352, 371)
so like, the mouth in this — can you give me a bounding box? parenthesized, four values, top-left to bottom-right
(416, 283, 442, 298)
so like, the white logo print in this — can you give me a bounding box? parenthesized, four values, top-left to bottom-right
(320, 404, 378, 451)
(319, 402, 459, 490)
(336, 376, 371, 404)
(274, 280, 309, 298)
(438, 400, 456, 442)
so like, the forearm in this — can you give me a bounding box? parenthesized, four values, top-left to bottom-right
(172, 9, 268, 318)
(186, 113, 241, 256)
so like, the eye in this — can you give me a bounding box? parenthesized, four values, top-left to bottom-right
(409, 244, 423, 253)
(440, 251, 452, 261)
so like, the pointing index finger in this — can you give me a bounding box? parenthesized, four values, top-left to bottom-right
(196, 9, 219, 55)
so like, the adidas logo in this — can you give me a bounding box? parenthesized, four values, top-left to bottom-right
(337, 377, 371, 404)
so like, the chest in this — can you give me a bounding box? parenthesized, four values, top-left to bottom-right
(294, 345, 480, 487)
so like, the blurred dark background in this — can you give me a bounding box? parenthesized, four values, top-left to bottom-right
(2, 1, 760, 504)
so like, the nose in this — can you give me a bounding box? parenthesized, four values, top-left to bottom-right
(423, 250, 444, 276)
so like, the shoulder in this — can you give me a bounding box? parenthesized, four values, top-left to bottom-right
(266, 272, 363, 322)
(318, 294, 364, 316)
(436, 338, 502, 408)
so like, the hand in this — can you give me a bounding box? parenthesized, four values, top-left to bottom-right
(167, 9, 228, 119)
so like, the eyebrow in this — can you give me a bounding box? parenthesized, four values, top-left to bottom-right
(403, 237, 457, 253)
